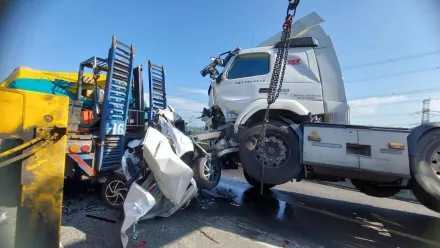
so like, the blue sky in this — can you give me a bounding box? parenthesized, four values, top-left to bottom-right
(1, 0, 440, 127)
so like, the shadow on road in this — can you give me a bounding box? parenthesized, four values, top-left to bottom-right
(61, 178, 440, 248)
(304, 179, 419, 204)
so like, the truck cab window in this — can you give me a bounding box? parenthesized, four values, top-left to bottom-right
(227, 53, 270, 79)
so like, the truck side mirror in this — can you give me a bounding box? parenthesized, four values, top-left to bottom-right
(210, 57, 224, 66)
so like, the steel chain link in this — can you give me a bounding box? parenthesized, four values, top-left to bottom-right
(257, 1, 298, 194)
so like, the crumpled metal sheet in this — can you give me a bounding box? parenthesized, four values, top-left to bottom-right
(142, 127, 194, 205)
(121, 139, 144, 181)
(156, 114, 175, 143)
(120, 182, 156, 248)
(120, 125, 198, 248)
(120, 178, 198, 248)
(157, 107, 183, 125)
(142, 178, 197, 220)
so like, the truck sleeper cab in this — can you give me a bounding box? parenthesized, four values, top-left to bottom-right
(200, 12, 350, 185)
(206, 12, 349, 131)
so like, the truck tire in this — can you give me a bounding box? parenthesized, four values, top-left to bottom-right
(350, 179, 401, 198)
(410, 128, 440, 212)
(193, 155, 221, 189)
(239, 120, 302, 186)
(243, 170, 275, 190)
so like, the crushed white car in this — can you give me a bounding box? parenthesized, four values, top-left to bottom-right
(120, 110, 221, 247)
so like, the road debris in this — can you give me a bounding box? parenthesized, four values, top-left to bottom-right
(85, 214, 117, 224)
(62, 203, 106, 216)
(134, 240, 147, 247)
(192, 225, 219, 244)
(200, 187, 237, 201)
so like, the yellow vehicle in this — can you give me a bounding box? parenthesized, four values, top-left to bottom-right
(0, 89, 69, 248)
(0, 35, 143, 247)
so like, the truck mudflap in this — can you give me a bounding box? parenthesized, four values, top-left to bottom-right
(0, 89, 69, 248)
(68, 153, 96, 176)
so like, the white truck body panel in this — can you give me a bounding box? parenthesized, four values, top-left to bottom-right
(302, 125, 360, 169)
(258, 12, 326, 47)
(357, 129, 410, 176)
(233, 98, 309, 133)
(302, 124, 411, 177)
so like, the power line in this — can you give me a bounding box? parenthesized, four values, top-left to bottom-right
(342, 50, 440, 70)
(350, 99, 423, 108)
(345, 66, 440, 84)
(348, 87, 440, 100)
(350, 112, 414, 118)
(172, 87, 440, 100)
(171, 86, 440, 100)
(351, 97, 440, 108)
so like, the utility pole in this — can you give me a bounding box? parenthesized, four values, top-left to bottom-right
(421, 98, 431, 124)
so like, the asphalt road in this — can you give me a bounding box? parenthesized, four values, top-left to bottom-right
(60, 168, 440, 248)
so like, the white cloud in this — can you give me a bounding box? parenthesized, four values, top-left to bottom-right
(144, 93, 207, 126)
(431, 98, 440, 111)
(175, 87, 207, 96)
(349, 95, 408, 114)
(167, 97, 206, 111)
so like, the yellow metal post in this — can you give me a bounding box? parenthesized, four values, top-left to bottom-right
(0, 89, 69, 248)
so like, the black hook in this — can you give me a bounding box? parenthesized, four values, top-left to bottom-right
(288, 0, 300, 10)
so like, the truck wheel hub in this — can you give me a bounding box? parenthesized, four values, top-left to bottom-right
(431, 147, 440, 177)
(256, 136, 287, 168)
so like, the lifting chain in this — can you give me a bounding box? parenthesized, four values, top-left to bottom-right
(257, 0, 299, 194)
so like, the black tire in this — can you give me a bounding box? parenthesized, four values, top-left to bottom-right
(193, 155, 221, 189)
(100, 175, 128, 210)
(239, 120, 302, 185)
(350, 179, 401, 198)
(243, 170, 275, 190)
(410, 128, 440, 212)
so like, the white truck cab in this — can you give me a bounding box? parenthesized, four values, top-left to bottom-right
(203, 12, 349, 134)
(198, 12, 351, 186)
